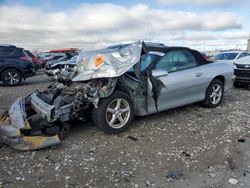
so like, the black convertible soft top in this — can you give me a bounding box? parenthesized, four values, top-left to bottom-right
(144, 44, 210, 66)
(107, 42, 210, 66)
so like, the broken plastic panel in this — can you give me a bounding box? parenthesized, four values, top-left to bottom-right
(0, 97, 61, 151)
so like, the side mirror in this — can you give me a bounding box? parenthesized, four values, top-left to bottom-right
(151, 69, 168, 77)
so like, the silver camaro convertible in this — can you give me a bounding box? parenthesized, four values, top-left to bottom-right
(0, 41, 235, 150)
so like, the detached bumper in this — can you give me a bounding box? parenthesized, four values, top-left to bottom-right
(0, 98, 61, 151)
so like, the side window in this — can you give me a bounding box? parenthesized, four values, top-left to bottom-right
(140, 53, 162, 71)
(155, 50, 197, 73)
(0, 47, 14, 56)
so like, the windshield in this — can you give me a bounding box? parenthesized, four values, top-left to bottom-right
(141, 53, 162, 71)
(215, 53, 238, 60)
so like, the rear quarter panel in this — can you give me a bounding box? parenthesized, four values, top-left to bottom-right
(200, 61, 234, 97)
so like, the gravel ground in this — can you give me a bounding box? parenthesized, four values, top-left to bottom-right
(0, 72, 250, 188)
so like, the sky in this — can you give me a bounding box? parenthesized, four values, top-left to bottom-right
(0, 0, 250, 51)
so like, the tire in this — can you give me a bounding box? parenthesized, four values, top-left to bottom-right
(92, 90, 135, 134)
(203, 79, 224, 108)
(1, 69, 22, 86)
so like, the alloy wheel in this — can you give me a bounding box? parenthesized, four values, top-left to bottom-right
(4, 71, 20, 85)
(105, 98, 131, 129)
(209, 84, 222, 105)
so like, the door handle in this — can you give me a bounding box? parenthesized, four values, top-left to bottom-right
(196, 72, 203, 77)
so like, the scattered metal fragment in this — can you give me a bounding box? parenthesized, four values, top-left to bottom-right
(127, 136, 138, 141)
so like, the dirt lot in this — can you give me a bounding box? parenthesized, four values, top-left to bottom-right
(0, 72, 250, 188)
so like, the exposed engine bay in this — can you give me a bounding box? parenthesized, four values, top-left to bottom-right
(34, 76, 118, 121)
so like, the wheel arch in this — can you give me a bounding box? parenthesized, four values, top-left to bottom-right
(203, 75, 225, 100)
(0, 67, 24, 80)
(114, 84, 136, 106)
(203, 76, 225, 108)
(212, 75, 225, 86)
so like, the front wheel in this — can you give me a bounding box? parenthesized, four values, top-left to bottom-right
(203, 79, 224, 108)
(92, 91, 134, 134)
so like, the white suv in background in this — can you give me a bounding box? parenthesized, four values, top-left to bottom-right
(214, 51, 249, 63)
(233, 56, 250, 87)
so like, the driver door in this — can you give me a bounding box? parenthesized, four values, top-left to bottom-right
(147, 49, 206, 113)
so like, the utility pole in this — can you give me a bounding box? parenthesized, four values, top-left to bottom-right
(247, 32, 250, 52)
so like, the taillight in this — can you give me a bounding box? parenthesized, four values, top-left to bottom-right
(32, 57, 38, 62)
(19, 56, 30, 61)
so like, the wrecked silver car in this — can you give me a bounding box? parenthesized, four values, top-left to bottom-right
(0, 41, 235, 150)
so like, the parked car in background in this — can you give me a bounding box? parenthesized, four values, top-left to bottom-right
(0, 45, 35, 86)
(200, 52, 211, 61)
(214, 51, 249, 63)
(24, 50, 39, 70)
(0, 41, 235, 150)
(45, 55, 68, 70)
(233, 56, 250, 87)
(37, 55, 65, 68)
(45, 55, 77, 79)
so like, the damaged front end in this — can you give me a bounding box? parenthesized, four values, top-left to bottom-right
(0, 41, 143, 151)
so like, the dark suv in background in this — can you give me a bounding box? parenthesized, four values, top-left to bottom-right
(0, 45, 36, 86)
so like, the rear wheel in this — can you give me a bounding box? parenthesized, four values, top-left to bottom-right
(92, 91, 134, 134)
(203, 79, 224, 108)
(1, 69, 22, 86)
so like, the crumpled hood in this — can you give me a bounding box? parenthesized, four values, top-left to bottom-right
(72, 41, 143, 81)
